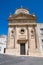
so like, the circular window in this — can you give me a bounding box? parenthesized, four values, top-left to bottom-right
(11, 30, 14, 33)
(20, 29, 25, 34)
(31, 28, 34, 34)
(31, 30, 34, 33)
(11, 30, 14, 37)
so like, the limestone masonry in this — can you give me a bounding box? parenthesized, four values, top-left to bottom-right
(6, 8, 43, 56)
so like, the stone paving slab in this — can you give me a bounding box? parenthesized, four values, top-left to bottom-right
(0, 54, 43, 65)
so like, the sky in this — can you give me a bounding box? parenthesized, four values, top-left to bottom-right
(0, 0, 43, 35)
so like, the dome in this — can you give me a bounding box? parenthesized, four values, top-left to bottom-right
(15, 8, 29, 14)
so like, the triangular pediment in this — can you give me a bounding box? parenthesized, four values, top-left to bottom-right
(8, 13, 36, 20)
(13, 13, 36, 20)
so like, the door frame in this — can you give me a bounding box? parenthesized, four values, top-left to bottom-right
(20, 43, 25, 55)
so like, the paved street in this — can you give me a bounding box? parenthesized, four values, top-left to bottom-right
(0, 54, 43, 65)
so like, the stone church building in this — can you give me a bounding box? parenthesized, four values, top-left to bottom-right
(6, 8, 43, 56)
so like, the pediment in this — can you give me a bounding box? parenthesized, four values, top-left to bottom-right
(8, 13, 36, 21)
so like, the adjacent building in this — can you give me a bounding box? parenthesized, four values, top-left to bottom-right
(37, 24, 43, 55)
(0, 35, 7, 54)
(6, 8, 43, 56)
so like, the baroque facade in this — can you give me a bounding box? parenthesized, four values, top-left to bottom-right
(6, 8, 43, 56)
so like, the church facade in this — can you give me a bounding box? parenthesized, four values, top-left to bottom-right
(6, 8, 43, 56)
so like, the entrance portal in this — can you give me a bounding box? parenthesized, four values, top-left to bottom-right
(20, 43, 25, 55)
